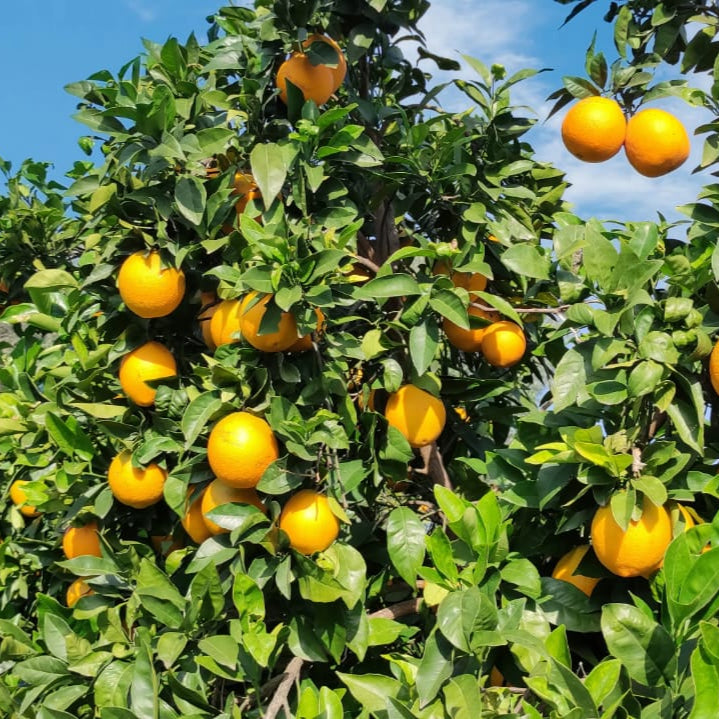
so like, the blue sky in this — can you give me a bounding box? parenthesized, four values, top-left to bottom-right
(0, 1, 709, 223)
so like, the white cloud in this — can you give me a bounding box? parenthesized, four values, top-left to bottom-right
(125, 0, 156, 23)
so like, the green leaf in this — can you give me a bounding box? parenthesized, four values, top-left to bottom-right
(584, 658, 622, 707)
(639, 331, 679, 364)
(416, 630, 454, 708)
(386, 507, 426, 589)
(175, 176, 206, 226)
(130, 642, 159, 719)
(437, 587, 498, 652)
(409, 320, 439, 376)
(538, 578, 601, 633)
(25, 269, 78, 290)
(13, 656, 69, 685)
(551, 348, 587, 412)
(181, 392, 222, 449)
(337, 672, 404, 712)
(501, 244, 550, 279)
(134, 559, 186, 629)
(628, 360, 663, 397)
(601, 603, 676, 686)
(198, 635, 239, 670)
(690, 645, 719, 719)
(250, 143, 289, 208)
(429, 289, 469, 328)
(354, 273, 422, 300)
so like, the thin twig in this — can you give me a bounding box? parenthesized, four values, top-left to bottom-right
(368, 597, 423, 620)
(419, 442, 453, 491)
(631, 446, 646, 478)
(263, 656, 305, 719)
(351, 254, 381, 274)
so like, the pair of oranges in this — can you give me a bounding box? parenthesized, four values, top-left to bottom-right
(561, 96, 690, 177)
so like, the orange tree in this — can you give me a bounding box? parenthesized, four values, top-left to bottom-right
(3, 0, 719, 716)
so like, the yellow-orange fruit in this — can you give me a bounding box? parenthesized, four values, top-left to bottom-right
(384, 385, 447, 448)
(624, 108, 690, 177)
(276, 53, 335, 105)
(233, 172, 262, 215)
(62, 522, 102, 559)
(302, 34, 347, 92)
(561, 96, 627, 163)
(209, 299, 243, 347)
(239, 292, 298, 353)
(551, 545, 599, 596)
(591, 498, 672, 578)
(287, 308, 325, 353)
(201, 478, 266, 534)
(9, 480, 40, 517)
(198, 293, 219, 350)
(489, 667, 504, 687)
(481, 321, 526, 368)
(67, 579, 94, 607)
(207, 411, 280, 488)
(433, 261, 487, 296)
(119, 341, 177, 407)
(117, 251, 185, 318)
(278, 489, 340, 554)
(182, 490, 212, 544)
(107, 451, 167, 509)
(443, 305, 499, 352)
(709, 339, 719, 396)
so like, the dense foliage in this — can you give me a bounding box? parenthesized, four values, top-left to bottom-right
(2, 0, 719, 717)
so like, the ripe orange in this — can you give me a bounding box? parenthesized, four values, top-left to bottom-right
(62, 522, 102, 559)
(239, 292, 299, 353)
(107, 451, 167, 509)
(384, 384, 447, 448)
(624, 108, 690, 177)
(278, 489, 340, 554)
(481, 321, 526, 367)
(551, 545, 599, 596)
(119, 341, 177, 407)
(9, 480, 40, 517)
(433, 261, 487, 296)
(182, 490, 212, 544)
(443, 305, 499, 352)
(287, 308, 325, 353)
(561, 96, 627, 163)
(201, 478, 266, 534)
(117, 250, 186, 319)
(591, 497, 672, 578)
(276, 53, 335, 105)
(232, 172, 262, 215)
(209, 299, 243, 347)
(66, 578, 94, 607)
(302, 34, 347, 92)
(709, 339, 719, 395)
(454, 406, 469, 422)
(207, 411, 280, 488)
(198, 292, 219, 350)
(489, 667, 504, 687)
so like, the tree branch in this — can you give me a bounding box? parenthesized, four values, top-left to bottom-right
(263, 656, 305, 719)
(368, 597, 422, 620)
(418, 442, 453, 490)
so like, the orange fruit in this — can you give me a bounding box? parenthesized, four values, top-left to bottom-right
(107, 451, 167, 509)
(198, 292, 219, 350)
(239, 292, 299, 353)
(591, 497, 672, 578)
(66, 578, 94, 607)
(276, 53, 335, 105)
(302, 34, 347, 92)
(287, 308, 325, 353)
(119, 341, 177, 407)
(481, 321, 526, 367)
(384, 385, 447, 448)
(232, 172, 262, 216)
(62, 522, 102, 559)
(454, 406, 469, 422)
(489, 667, 504, 687)
(561, 96, 627, 163)
(551, 545, 599, 597)
(201, 478, 266, 534)
(209, 299, 243, 347)
(708, 339, 719, 395)
(433, 261, 487, 296)
(182, 490, 212, 544)
(443, 305, 499, 352)
(624, 108, 690, 177)
(150, 535, 184, 555)
(117, 251, 185, 319)
(278, 489, 340, 554)
(207, 411, 280, 488)
(9, 480, 40, 517)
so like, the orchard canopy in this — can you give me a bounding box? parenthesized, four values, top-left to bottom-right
(5, 0, 719, 717)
